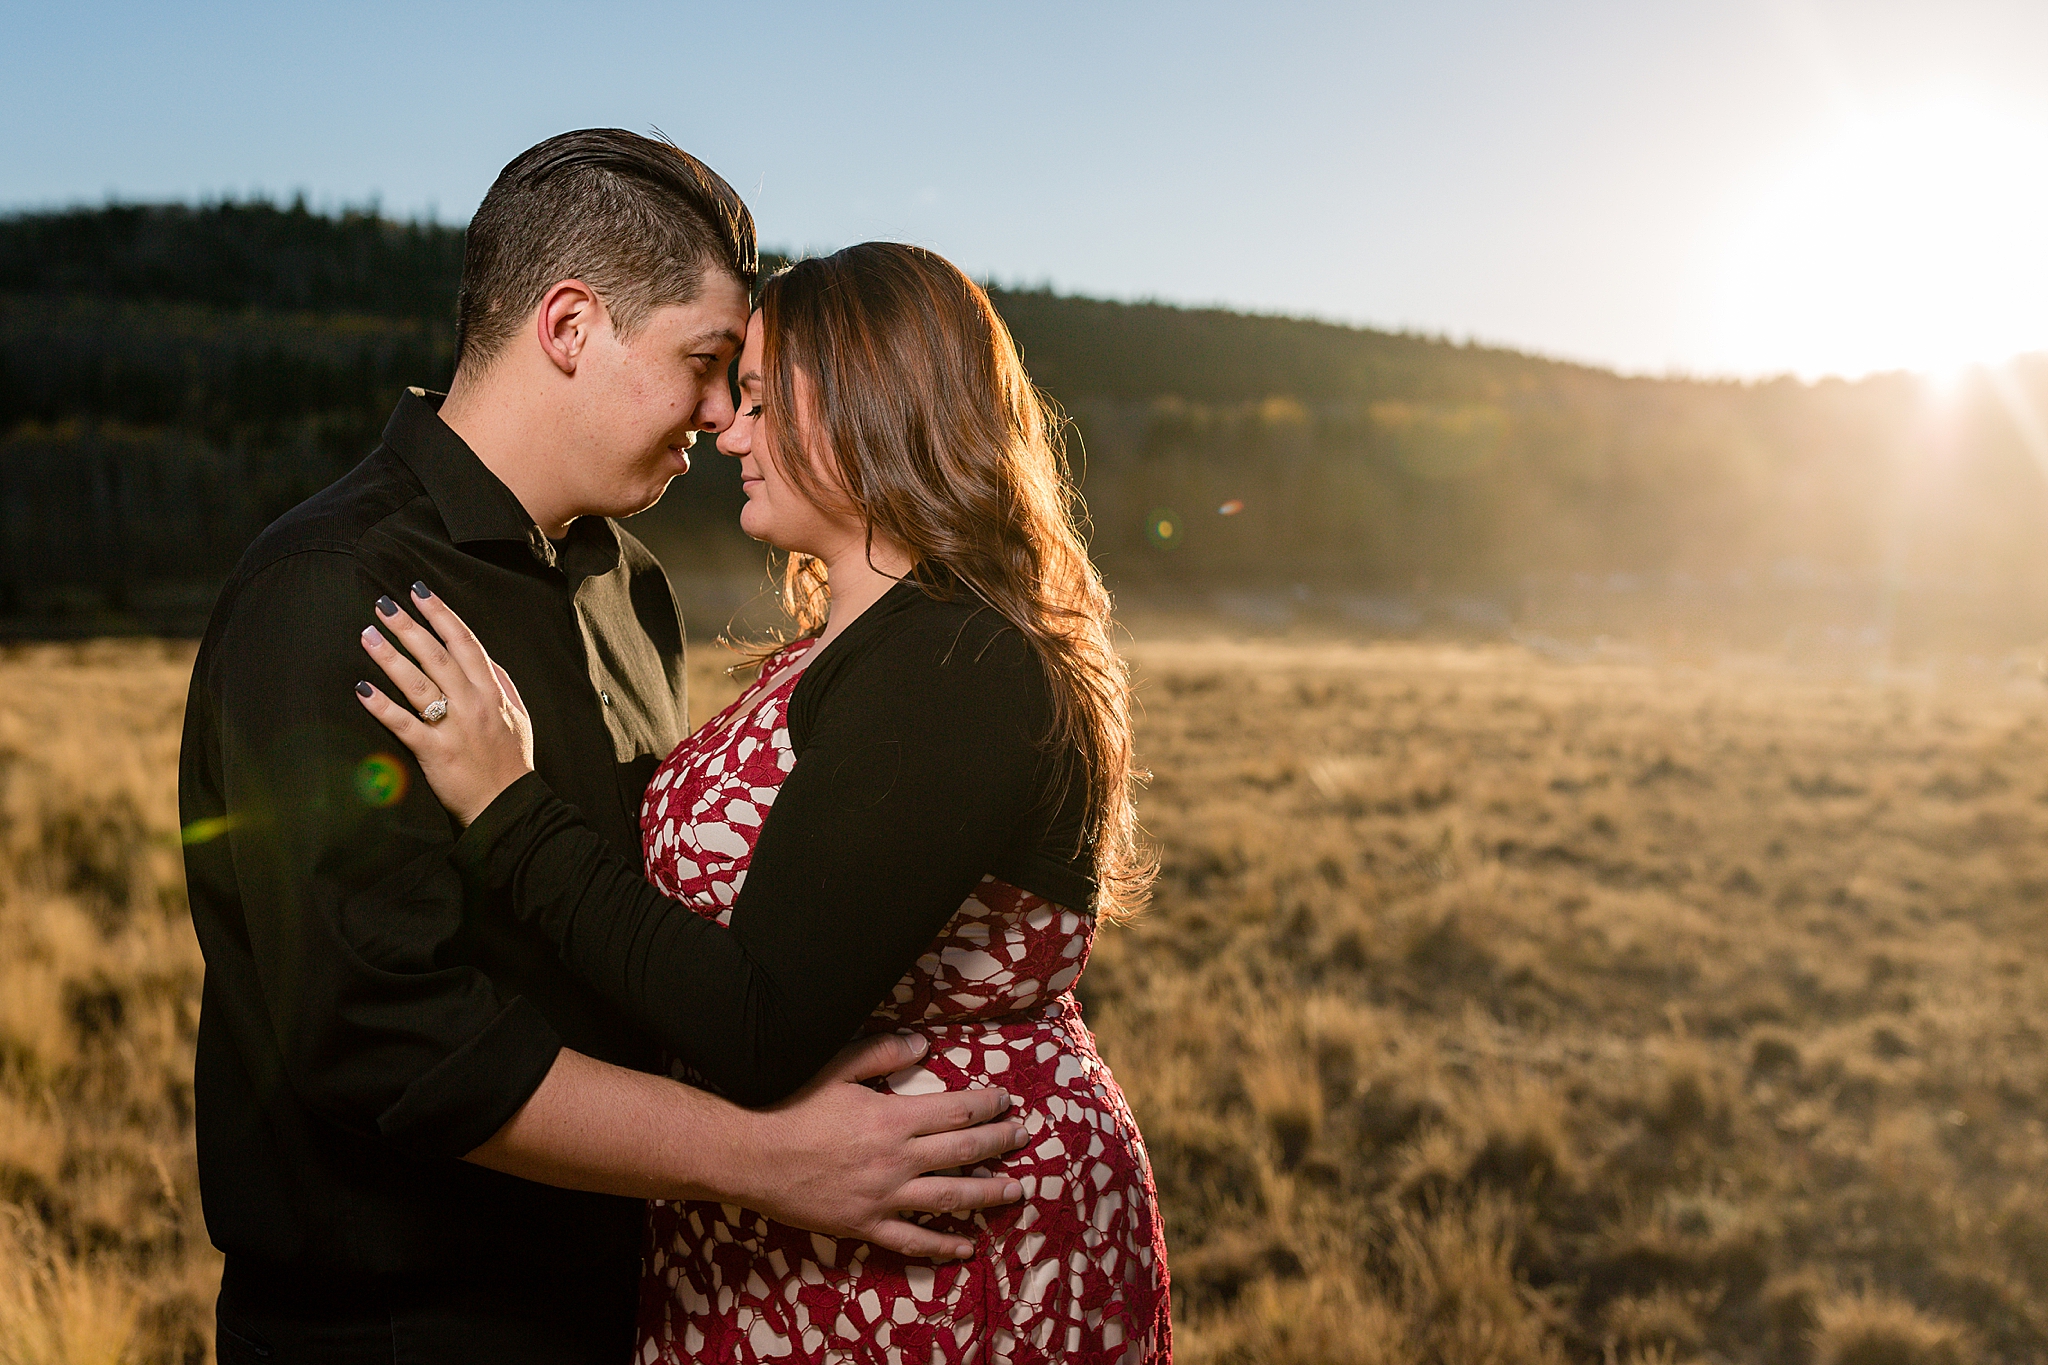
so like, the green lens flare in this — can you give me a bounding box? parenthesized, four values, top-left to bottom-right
(179, 814, 240, 846)
(1145, 508, 1183, 550)
(354, 753, 410, 808)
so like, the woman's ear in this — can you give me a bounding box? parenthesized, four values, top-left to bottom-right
(535, 279, 603, 376)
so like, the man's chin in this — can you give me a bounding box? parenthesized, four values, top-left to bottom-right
(608, 474, 680, 522)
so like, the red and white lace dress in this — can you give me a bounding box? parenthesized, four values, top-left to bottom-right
(634, 640, 1171, 1364)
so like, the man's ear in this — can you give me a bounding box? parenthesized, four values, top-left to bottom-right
(535, 280, 603, 376)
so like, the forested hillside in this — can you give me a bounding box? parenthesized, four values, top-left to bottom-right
(4, 200, 2046, 644)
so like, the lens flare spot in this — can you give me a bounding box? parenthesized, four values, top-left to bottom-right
(1146, 509, 1182, 549)
(1217, 499, 1244, 516)
(355, 753, 410, 808)
(179, 814, 240, 846)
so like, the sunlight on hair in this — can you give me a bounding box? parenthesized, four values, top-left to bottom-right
(1713, 90, 2048, 379)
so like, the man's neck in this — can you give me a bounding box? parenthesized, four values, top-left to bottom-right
(439, 368, 577, 540)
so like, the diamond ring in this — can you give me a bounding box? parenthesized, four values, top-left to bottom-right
(421, 697, 449, 724)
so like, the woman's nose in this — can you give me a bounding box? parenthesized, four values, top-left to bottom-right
(716, 421, 748, 458)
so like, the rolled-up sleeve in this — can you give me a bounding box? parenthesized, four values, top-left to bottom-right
(214, 550, 561, 1157)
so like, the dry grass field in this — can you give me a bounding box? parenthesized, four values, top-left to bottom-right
(6, 632, 2048, 1363)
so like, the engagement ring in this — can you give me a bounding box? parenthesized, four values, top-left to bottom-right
(420, 697, 449, 724)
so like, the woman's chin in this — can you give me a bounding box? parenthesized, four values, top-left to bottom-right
(738, 507, 796, 551)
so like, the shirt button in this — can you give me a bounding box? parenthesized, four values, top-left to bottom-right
(600, 690, 614, 707)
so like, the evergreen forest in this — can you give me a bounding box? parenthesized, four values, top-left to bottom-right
(5, 200, 2047, 649)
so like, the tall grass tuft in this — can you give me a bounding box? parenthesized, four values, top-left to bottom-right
(1814, 1293, 1974, 1365)
(0, 1207, 138, 1365)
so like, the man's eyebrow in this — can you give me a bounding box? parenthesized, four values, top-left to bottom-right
(683, 328, 743, 352)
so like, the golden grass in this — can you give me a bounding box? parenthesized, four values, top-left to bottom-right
(1082, 636, 2048, 1363)
(7, 634, 2048, 1361)
(0, 642, 209, 1365)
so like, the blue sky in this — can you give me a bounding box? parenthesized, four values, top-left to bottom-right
(7, 0, 2048, 378)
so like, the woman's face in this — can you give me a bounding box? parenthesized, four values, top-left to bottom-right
(716, 312, 863, 557)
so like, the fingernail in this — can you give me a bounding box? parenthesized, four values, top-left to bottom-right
(996, 1089, 1012, 1110)
(412, 581, 433, 599)
(376, 595, 398, 617)
(355, 681, 373, 697)
(1011, 1124, 1029, 1147)
(907, 1035, 928, 1057)
(953, 1242, 974, 1260)
(361, 626, 380, 646)
(1002, 1181, 1023, 1201)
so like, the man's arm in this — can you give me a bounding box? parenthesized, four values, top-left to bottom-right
(214, 553, 562, 1157)
(466, 1032, 1027, 1261)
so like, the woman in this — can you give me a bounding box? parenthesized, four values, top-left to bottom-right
(355, 243, 1170, 1363)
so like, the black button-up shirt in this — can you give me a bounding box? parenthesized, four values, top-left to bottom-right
(178, 391, 687, 1353)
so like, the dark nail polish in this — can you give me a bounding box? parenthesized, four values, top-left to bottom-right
(411, 581, 433, 599)
(376, 595, 398, 617)
(355, 681, 373, 697)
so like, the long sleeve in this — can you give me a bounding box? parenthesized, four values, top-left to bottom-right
(205, 551, 562, 1156)
(454, 608, 1076, 1106)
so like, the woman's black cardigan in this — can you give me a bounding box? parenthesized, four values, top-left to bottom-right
(453, 580, 1095, 1106)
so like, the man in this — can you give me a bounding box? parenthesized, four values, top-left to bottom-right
(178, 129, 1024, 1363)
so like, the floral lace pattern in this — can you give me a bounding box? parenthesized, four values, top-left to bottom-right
(636, 642, 1171, 1363)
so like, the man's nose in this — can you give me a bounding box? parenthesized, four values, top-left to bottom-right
(695, 372, 738, 434)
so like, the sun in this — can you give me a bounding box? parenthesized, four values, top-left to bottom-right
(1712, 92, 2048, 380)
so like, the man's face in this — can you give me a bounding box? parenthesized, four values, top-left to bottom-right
(563, 270, 750, 519)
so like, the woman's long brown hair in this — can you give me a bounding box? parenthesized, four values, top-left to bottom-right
(756, 242, 1153, 920)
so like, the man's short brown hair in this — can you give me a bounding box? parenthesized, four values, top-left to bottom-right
(455, 128, 757, 371)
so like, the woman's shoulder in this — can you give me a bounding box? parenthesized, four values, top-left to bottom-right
(840, 579, 1031, 672)
(791, 581, 1044, 734)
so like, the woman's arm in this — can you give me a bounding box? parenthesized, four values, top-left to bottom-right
(357, 586, 1059, 1106)
(458, 615, 1051, 1104)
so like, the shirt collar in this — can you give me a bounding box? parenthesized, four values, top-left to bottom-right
(382, 388, 620, 574)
